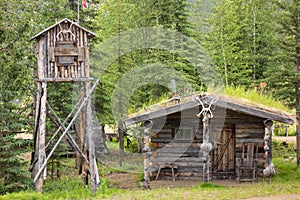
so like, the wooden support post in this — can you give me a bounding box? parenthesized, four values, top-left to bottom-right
(143, 134, 151, 189)
(86, 80, 98, 194)
(196, 96, 217, 182)
(78, 82, 88, 187)
(263, 119, 275, 183)
(142, 120, 153, 189)
(33, 79, 99, 185)
(118, 120, 124, 166)
(32, 82, 47, 192)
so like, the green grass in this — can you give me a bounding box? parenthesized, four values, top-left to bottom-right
(217, 86, 297, 136)
(104, 141, 144, 173)
(209, 85, 294, 114)
(1, 141, 300, 200)
(2, 157, 300, 200)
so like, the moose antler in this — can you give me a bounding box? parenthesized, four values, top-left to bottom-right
(56, 21, 76, 41)
(194, 96, 218, 119)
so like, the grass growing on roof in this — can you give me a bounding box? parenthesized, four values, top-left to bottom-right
(217, 86, 294, 113)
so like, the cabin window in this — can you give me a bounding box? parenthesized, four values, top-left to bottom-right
(175, 128, 193, 140)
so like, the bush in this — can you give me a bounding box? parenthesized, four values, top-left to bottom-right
(126, 137, 139, 153)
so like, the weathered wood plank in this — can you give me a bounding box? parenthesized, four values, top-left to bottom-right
(35, 77, 93, 82)
(54, 47, 78, 56)
(236, 129, 264, 135)
(157, 133, 172, 139)
(236, 138, 264, 143)
(84, 31, 89, 77)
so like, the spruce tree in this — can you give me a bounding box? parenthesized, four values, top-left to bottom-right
(272, 0, 300, 165)
(205, 0, 252, 87)
(0, 0, 75, 193)
(0, 0, 34, 194)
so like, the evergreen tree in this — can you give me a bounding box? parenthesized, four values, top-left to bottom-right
(206, 0, 252, 87)
(0, 0, 35, 193)
(205, 0, 279, 89)
(271, 0, 300, 165)
(241, 0, 278, 85)
(0, 0, 75, 193)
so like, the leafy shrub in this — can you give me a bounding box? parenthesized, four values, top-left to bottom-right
(126, 137, 139, 153)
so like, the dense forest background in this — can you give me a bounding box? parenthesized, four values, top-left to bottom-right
(0, 0, 299, 194)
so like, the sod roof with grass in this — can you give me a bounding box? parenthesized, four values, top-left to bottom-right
(125, 92, 294, 126)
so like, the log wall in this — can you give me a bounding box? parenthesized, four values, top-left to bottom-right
(36, 20, 90, 81)
(150, 106, 266, 180)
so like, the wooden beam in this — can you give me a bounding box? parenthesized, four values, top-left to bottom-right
(45, 100, 90, 166)
(33, 79, 99, 184)
(208, 97, 294, 125)
(125, 100, 200, 126)
(125, 95, 294, 126)
(28, 85, 87, 163)
(34, 82, 47, 192)
(86, 80, 98, 194)
(35, 78, 93, 82)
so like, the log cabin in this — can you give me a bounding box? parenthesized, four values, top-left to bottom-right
(125, 94, 294, 182)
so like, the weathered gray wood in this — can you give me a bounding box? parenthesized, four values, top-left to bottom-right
(84, 32, 89, 77)
(54, 47, 79, 56)
(86, 80, 98, 194)
(236, 129, 264, 135)
(32, 18, 98, 194)
(157, 132, 173, 138)
(236, 138, 264, 143)
(35, 82, 47, 192)
(125, 95, 294, 126)
(33, 79, 99, 184)
(31, 18, 96, 40)
(47, 31, 51, 78)
(32, 36, 47, 192)
(35, 77, 92, 82)
(153, 157, 206, 163)
(43, 98, 90, 165)
(78, 47, 84, 62)
(151, 138, 195, 143)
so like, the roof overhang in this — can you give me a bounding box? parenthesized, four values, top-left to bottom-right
(124, 95, 294, 126)
(31, 18, 96, 40)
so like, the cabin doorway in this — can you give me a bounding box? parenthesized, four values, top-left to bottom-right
(212, 125, 235, 179)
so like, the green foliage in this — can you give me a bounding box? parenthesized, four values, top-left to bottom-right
(219, 86, 294, 113)
(263, 0, 300, 108)
(93, 0, 201, 125)
(125, 137, 139, 153)
(273, 122, 296, 136)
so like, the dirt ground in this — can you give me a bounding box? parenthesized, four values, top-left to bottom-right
(105, 172, 252, 189)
